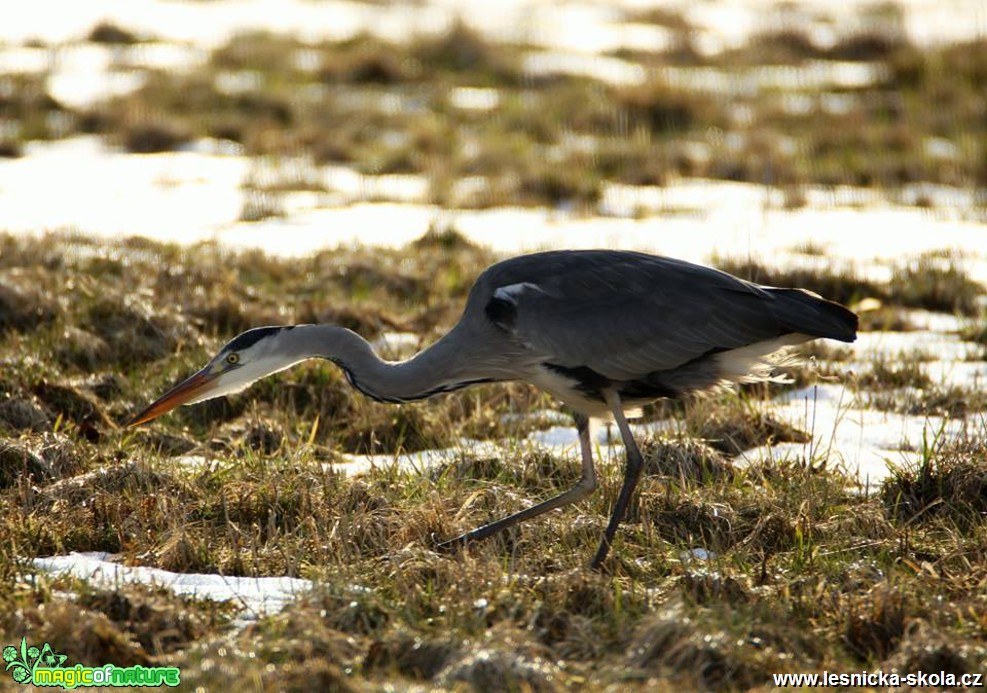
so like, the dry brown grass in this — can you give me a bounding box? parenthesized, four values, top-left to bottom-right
(0, 233, 984, 689)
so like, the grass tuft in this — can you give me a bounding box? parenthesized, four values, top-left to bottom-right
(882, 442, 987, 529)
(841, 584, 909, 662)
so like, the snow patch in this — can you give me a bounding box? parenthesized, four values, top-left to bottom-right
(34, 552, 311, 625)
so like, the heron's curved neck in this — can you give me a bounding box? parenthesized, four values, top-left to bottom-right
(287, 324, 481, 403)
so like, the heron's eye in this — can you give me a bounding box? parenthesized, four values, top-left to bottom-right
(225, 353, 240, 365)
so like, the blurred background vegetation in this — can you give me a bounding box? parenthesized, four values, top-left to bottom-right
(1, 2, 984, 214)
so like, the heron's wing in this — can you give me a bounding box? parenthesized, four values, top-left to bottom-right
(482, 252, 836, 381)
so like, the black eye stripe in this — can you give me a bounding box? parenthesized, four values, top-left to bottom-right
(224, 326, 288, 352)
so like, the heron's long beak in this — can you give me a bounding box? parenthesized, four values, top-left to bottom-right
(127, 367, 218, 427)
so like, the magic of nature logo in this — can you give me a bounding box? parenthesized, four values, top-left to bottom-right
(3, 638, 180, 688)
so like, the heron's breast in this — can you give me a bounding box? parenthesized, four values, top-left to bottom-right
(528, 361, 682, 419)
(526, 365, 609, 417)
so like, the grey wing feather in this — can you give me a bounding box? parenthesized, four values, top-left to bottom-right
(480, 251, 855, 381)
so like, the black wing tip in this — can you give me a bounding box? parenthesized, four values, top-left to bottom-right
(771, 288, 859, 343)
(817, 296, 859, 343)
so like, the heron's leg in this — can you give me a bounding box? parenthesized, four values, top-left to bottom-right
(437, 412, 596, 552)
(589, 392, 643, 570)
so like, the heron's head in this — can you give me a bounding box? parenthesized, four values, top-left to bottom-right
(128, 326, 299, 426)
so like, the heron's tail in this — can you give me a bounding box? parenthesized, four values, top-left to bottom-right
(767, 288, 858, 343)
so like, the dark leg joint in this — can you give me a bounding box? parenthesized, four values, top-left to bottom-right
(434, 410, 599, 563)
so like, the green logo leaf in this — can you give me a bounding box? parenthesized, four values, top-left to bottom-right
(3, 638, 69, 684)
(3, 638, 30, 674)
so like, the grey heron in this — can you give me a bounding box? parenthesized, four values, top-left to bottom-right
(129, 250, 858, 569)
